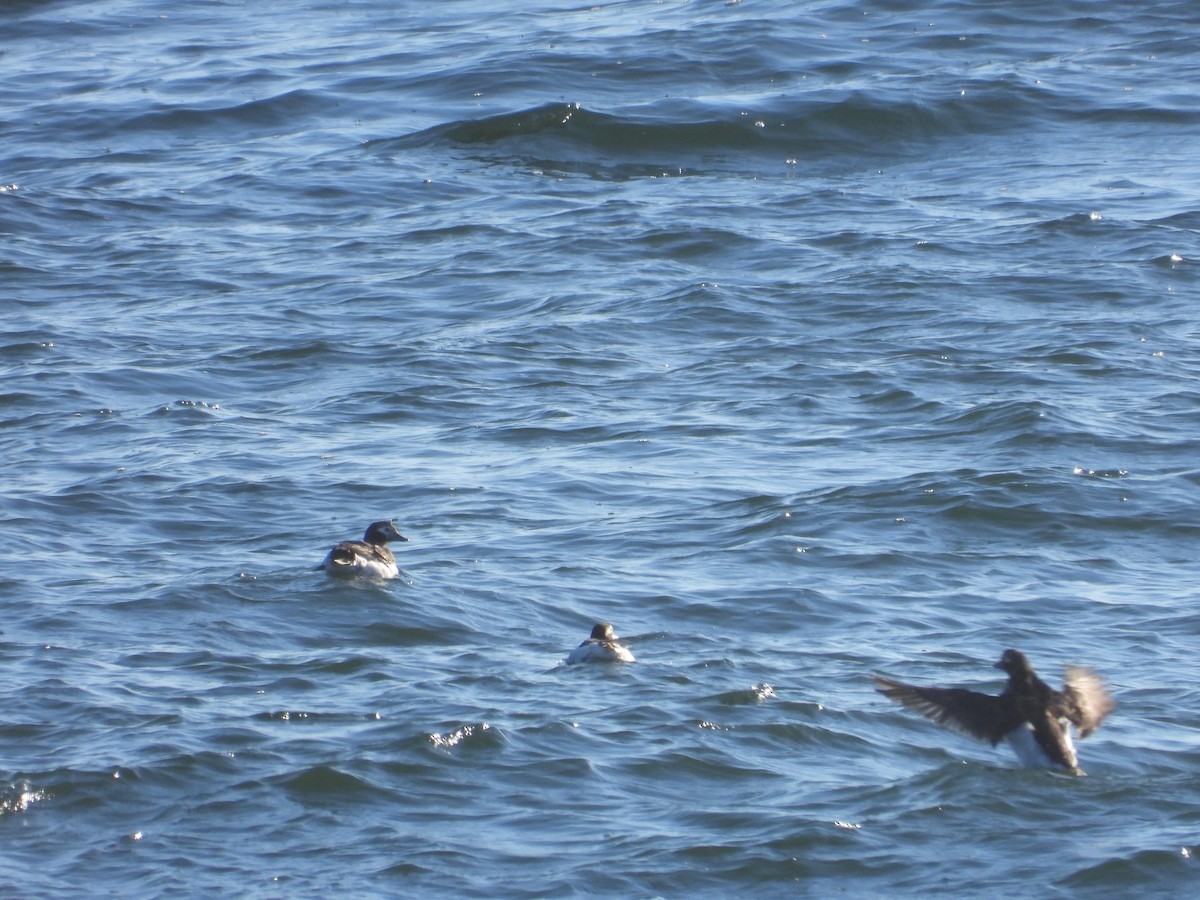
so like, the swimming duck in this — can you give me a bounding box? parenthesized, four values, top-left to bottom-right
(874, 648, 1115, 774)
(567, 623, 636, 664)
(319, 520, 407, 579)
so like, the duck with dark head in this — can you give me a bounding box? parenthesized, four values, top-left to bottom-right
(319, 520, 407, 579)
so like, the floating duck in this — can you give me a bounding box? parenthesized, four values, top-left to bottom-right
(319, 520, 407, 579)
(874, 648, 1115, 774)
(567, 622, 636, 664)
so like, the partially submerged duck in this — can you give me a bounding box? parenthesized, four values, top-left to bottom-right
(319, 520, 407, 579)
(567, 622, 636, 664)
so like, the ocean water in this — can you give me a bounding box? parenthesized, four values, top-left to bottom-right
(3, 0, 1200, 895)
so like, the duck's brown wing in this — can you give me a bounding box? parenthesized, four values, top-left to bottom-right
(874, 676, 1022, 746)
(334, 540, 395, 564)
(1056, 666, 1116, 738)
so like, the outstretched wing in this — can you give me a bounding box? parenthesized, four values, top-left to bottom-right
(874, 676, 1020, 745)
(1057, 666, 1115, 738)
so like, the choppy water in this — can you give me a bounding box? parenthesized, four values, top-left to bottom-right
(4, 0, 1200, 896)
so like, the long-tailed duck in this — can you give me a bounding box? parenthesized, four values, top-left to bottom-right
(874, 648, 1115, 774)
(567, 623, 636, 664)
(319, 521, 407, 579)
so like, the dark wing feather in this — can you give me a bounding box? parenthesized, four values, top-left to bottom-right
(330, 540, 394, 566)
(874, 676, 1021, 745)
(329, 540, 365, 566)
(1057, 666, 1116, 738)
(368, 543, 396, 565)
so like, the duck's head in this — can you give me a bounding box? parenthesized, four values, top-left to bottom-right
(364, 520, 407, 545)
(590, 622, 617, 641)
(994, 648, 1031, 675)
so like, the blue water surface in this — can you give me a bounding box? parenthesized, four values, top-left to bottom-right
(3, 1, 1200, 896)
